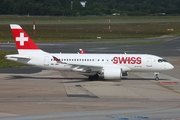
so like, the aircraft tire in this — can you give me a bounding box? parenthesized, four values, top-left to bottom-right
(93, 74, 99, 79)
(88, 75, 94, 81)
(155, 77, 159, 81)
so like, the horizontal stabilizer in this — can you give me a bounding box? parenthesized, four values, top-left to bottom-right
(6, 54, 31, 59)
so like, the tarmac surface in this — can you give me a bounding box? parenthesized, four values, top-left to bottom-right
(1, 36, 180, 56)
(0, 36, 180, 120)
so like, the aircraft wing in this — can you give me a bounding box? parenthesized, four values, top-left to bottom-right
(62, 62, 131, 72)
(70, 64, 102, 72)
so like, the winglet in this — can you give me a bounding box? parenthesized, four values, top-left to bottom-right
(79, 49, 86, 54)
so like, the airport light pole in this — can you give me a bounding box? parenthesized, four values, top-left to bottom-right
(71, 1, 73, 10)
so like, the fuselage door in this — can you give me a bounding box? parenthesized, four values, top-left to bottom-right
(44, 56, 49, 66)
(146, 57, 152, 67)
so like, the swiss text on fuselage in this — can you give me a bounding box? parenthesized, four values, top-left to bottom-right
(113, 57, 142, 64)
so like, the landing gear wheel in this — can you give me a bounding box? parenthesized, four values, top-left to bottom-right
(154, 72, 159, 81)
(88, 75, 94, 81)
(88, 74, 99, 81)
(93, 74, 99, 79)
(155, 77, 159, 81)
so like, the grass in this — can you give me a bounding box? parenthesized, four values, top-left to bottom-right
(1, 15, 180, 22)
(1, 15, 180, 68)
(1, 15, 180, 43)
(0, 50, 24, 68)
(1, 22, 180, 43)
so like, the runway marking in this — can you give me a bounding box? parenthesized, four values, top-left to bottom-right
(107, 116, 129, 120)
(0, 112, 18, 117)
(158, 82, 179, 84)
(107, 115, 149, 120)
(131, 72, 180, 95)
(153, 82, 180, 95)
(59, 71, 99, 98)
(162, 36, 180, 43)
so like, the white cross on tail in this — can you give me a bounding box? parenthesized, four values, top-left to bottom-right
(16, 33, 28, 46)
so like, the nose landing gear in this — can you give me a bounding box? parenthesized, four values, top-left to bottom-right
(154, 72, 159, 81)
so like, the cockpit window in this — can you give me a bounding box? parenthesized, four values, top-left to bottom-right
(158, 59, 162, 62)
(162, 59, 168, 62)
(158, 59, 168, 63)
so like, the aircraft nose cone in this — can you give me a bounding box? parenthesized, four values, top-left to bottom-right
(168, 63, 174, 70)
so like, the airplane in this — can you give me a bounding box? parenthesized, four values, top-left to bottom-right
(6, 24, 174, 81)
(78, 49, 86, 54)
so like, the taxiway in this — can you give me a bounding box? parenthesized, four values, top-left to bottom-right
(0, 36, 180, 120)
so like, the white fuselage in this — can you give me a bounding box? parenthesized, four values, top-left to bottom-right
(6, 53, 174, 73)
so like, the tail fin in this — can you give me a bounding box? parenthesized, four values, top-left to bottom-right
(10, 24, 46, 54)
(79, 49, 86, 54)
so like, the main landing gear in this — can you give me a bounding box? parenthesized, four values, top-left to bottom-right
(154, 72, 159, 81)
(88, 73, 99, 81)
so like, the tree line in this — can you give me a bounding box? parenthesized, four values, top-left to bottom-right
(0, 0, 180, 16)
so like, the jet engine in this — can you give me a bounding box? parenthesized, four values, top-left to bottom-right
(102, 67, 122, 79)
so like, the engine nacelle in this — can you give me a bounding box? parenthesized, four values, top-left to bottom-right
(103, 67, 122, 79)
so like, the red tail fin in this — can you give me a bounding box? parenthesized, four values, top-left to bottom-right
(79, 49, 86, 54)
(10, 24, 39, 50)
